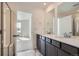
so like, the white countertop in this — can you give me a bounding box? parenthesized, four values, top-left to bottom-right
(37, 33, 79, 48)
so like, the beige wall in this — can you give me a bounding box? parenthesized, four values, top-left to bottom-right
(32, 8, 45, 48)
(32, 8, 45, 33)
(44, 11, 53, 34)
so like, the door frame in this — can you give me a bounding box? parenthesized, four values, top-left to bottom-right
(1, 2, 3, 56)
(15, 11, 32, 55)
(1, 2, 12, 56)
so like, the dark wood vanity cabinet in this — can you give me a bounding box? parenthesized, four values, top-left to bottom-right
(37, 34, 79, 56)
(46, 42, 58, 56)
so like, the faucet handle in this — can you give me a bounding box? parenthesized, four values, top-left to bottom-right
(68, 32, 72, 37)
(64, 32, 67, 37)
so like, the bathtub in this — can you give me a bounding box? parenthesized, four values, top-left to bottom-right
(16, 37, 33, 52)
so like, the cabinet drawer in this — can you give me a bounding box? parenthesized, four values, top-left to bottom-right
(51, 39, 60, 48)
(46, 42, 58, 56)
(58, 49, 71, 56)
(46, 38, 51, 43)
(39, 35, 42, 39)
(41, 36, 45, 41)
(61, 43, 78, 56)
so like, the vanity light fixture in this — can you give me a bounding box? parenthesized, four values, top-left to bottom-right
(43, 3, 47, 6)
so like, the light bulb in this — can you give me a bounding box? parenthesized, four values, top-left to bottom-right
(43, 3, 46, 6)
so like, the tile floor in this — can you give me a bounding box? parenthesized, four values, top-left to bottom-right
(16, 49, 42, 56)
(16, 38, 42, 56)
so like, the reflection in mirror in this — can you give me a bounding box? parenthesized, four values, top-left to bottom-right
(57, 2, 79, 36)
(52, 9, 58, 35)
(44, 9, 54, 34)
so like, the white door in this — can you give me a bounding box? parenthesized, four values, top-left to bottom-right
(16, 11, 33, 55)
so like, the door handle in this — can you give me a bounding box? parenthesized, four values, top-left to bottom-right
(13, 35, 20, 37)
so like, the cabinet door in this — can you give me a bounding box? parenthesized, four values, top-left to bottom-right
(58, 49, 71, 56)
(37, 36, 41, 52)
(61, 43, 78, 56)
(40, 39, 45, 56)
(46, 42, 57, 56)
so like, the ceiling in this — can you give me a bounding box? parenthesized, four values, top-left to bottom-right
(8, 2, 56, 10)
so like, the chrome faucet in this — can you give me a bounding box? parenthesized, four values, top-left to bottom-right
(64, 32, 68, 38)
(64, 32, 72, 38)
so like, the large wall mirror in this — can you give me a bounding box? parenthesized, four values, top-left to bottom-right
(57, 2, 79, 36)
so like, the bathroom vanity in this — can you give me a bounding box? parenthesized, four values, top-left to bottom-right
(37, 34, 79, 56)
(36, 2, 79, 56)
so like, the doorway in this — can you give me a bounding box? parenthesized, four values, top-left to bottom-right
(15, 11, 33, 56)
